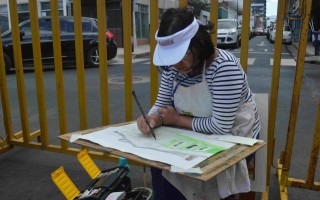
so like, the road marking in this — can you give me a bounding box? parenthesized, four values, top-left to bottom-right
(237, 58, 256, 65)
(270, 58, 296, 66)
(256, 41, 265, 46)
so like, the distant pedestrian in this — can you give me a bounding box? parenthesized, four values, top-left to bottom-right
(310, 19, 320, 56)
(312, 30, 320, 55)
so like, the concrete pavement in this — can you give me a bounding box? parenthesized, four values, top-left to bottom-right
(286, 41, 320, 64)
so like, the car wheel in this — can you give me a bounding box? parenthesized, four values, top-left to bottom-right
(86, 46, 99, 68)
(3, 53, 12, 73)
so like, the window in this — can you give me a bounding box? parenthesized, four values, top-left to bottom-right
(218, 21, 237, 29)
(17, 3, 29, 23)
(19, 20, 32, 36)
(38, 18, 52, 31)
(41, 0, 63, 17)
(82, 20, 92, 32)
(135, 4, 149, 39)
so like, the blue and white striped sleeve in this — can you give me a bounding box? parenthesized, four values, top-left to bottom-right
(148, 70, 174, 115)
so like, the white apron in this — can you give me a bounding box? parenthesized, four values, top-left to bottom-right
(163, 65, 256, 199)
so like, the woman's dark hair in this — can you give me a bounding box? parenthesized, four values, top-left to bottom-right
(157, 8, 215, 72)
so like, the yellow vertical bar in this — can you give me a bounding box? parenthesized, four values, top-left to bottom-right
(8, 0, 30, 142)
(240, 0, 251, 73)
(0, 32, 14, 141)
(50, 0, 68, 148)
(28, 0, 48, 145)
(266, 0, 286, 187)
(73, 0, 88, 129)
(210, 0, 218, 45)
(123, 0, 133, 121)
(280, 0, 312, 185)
(180, 0, 187, 8)
(306, 100, 320, 185)
(97, 0, 110, 125)
(149, 0, 159, 105)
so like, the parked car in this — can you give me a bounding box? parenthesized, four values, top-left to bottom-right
(250, 26, 255, 38)
(255, 27, 265, 36)
(217, 19, 241, 48)
(1, 16, 117, 73)
(266, 22, 275, 40)
(269, 24, 293, 45)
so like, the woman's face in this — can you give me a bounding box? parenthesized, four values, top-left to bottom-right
(173, 48, 198, 74)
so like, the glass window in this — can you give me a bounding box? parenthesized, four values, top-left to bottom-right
(82, 21, 92, 32)
(218, 21, 237, 29)
(41, 0, 63, 17)
(60, 18, 74, 33)
(135, 4, 149, 39)
(17, 3, 29, 12)
(19, 21, 31, 31)
(38, 19, 52, 31)
(0, 5, 8, 16)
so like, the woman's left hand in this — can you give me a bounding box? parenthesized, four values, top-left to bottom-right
(157, 106, 180, 125)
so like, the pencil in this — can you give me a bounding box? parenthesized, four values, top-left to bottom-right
(132, 90, 157, 140)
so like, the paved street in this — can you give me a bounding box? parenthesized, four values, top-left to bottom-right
(0, 35, 320, 199)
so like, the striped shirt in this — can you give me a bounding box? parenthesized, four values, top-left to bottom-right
(149, 48, 260, 138)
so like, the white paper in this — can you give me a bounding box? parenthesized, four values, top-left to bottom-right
(105, 191, 126, 200)
(204, 135, 263, 146)
(70, 133, 82, 143)
(73, 123, 235, 170)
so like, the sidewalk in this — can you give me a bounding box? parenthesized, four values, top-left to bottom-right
(117, 44, 150, 59)
(286, 41, 320, 64)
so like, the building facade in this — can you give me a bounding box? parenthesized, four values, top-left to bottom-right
(251, 0, 266, 28)
(0, 0, 179, 47)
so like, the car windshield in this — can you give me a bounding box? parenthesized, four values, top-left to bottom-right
(1, 19, 30, 37)
(218, 21, 236, 29)
(284, 25, 291, 31)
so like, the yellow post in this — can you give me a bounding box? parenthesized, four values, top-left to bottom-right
(266, 0, 286, 188)
(210, 0, 219, 45)
(73, 0, 88, 130)
(97, 0, 110, 125)
(240, 0, 251, 73)
(0, 29, 13, 141)
(8, 0, 30, 142)
(280, 0, 312, 187)
(149, 0, 159, 105)
(306, 100, 320, 185)
(180, 0, 188, 8)
(28, 0, 49, 145)
(123, 0, 133, 121)
(50, 0, 68, 148)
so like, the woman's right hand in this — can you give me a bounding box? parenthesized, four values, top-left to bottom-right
(137, 114, 161, 135)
